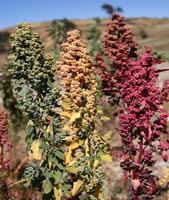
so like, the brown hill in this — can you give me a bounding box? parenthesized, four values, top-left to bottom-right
(0, 17, 169, 68)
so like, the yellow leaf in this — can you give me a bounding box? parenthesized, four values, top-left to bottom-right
(103, 131, 113, 143)
(100, 154, 112, 162)
(72, 181, 84, 196)
(59, 111, 71, 118)
(49, 161, 52, 169)
(98, 135, 108, 144)
(70, 140, 82, 150)
(53, 186, 59, 200)
(100, 116, 110, 121)
(82, 88, 86, 96)
(65, 150, 72, 164)
(97, 110, 103, 114)
(93, 160, 100, 168)
(68, 160, 77, 166)
(40, 108, 43, 113)
(63, 97, 72, 103)
(63, 125, 70, 131)
(31, 140, 42, 160)
(62, 102, 71, 110)
(65, 140, 82, 164)
(85, 139, 90, 157)
(70, 112, 81, 122)
(27, 120, 34, 126)
(62, 136, 73, 141)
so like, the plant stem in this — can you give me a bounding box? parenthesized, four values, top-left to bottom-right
(132, 138, 143, 200)
(13, 155, 28, 176)
(137, 138, 143, 164)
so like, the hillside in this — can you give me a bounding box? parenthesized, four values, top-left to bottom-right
(0, 17, 169, 68)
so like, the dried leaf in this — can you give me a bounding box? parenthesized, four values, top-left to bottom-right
(65, 150, 72, 164)
(93, 160, 100, 168)
(85, 139, 89, 157)
(31, 140, 42, 160)
(53, 186, 59, 200)
(65, 140, 82, 164)
(72, 181, 84, 196)
(70, 140, 82, 150)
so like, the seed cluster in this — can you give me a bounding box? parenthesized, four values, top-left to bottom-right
(57, 30, 97, 134)
(0, 108, 12, 174)
(94, 13, 138, 106)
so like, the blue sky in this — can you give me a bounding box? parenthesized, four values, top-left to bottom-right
(0, 0, 169, 30)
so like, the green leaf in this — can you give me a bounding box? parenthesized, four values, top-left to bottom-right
(49, 156, 64, 170)
(55, 149, 64, 160)
(53, 170, 62, 184)
(20, 84, 30, 96)
(47, 76, 53, 88)
(42, 178, 52, 194)
(27, 125, 34, 135)
(60, 184, 71, 197)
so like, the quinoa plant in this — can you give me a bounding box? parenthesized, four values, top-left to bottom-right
(56, 30, 107, 200)
(0, 108, 12, 199)
(94, 13, 169, 199)
(119, 47, 169, 199)
(0, 108, 12, 176)
(8, 23, 67, 199)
